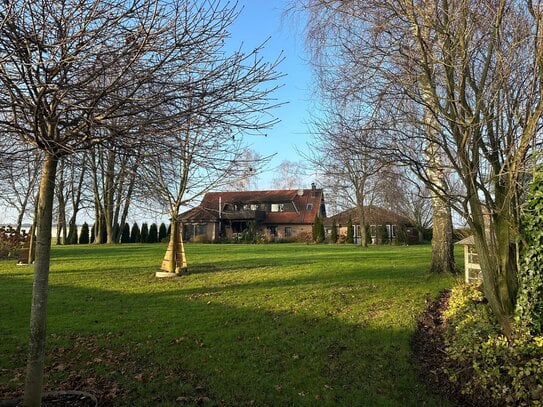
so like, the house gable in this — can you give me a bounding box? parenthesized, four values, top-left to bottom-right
(180, 187, 326, 242)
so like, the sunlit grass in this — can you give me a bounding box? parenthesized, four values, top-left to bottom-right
(0, 243, 461, 406)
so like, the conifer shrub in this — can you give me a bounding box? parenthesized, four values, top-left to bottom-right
(312, 215, 325, 243)
(130, 223, 140, 243)
(395, 224, 408, 245)
(148, 223, 158, 243)
(158, 222, 167, 242)
(330, 219, 338, 243)
(121, 223, 130, 243)
(377, 224, 388, 244)
(365, 224, 372, 244)
(79, 222, 90, 244)
(140, 223, 149, 243)
(100, 224, 107, 244)
(346, 218, 354, 244)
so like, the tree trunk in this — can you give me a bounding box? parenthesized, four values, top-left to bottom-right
(23, 153, 58, 407)
(470, 201, 518, 339)
(27, 189, 40, 264)
(161, 217, 187, 274)
(429, 190, 456, 273)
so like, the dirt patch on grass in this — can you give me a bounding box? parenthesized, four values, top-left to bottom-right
(411, 289, 491, 407)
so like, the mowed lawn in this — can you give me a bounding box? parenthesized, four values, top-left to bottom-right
(0, 243, 460, 406)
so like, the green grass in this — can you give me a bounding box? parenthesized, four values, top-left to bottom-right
(0, 243, 461, 406)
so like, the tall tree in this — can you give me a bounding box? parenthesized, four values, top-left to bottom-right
(305, 101, 389, 247)
(296, 0, 543, 337)
(0, 0, 272, 403)
(90, 146, 140, 244)
(141, 6, 283, 275)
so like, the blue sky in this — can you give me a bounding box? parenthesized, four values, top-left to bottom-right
(227, 1, 316, 187)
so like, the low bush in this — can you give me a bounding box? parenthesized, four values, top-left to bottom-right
(0, 226, 27, 259)
(295, 231, 313, 244)
(442, 284, 543, 405)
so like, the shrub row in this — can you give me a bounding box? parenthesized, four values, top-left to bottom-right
(75, 222, 170, 244)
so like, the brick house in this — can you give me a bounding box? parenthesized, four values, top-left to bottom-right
(180, 185, 326, 242)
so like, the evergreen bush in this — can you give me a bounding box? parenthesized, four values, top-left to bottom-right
(140, 223, 149, 243)
(121, 223, 130, 243)
(130, 222, 141, 243)
(395, 224, 408, 245)
(148, 223, 158, 243)
(90, 224, 95, 244)
(365, 224, 372, 244)
(346, 218, 354, 244)
(516, 167, 543, 334)
(443, 284, 543, 405)
(330, 219, 338, 243)
(312, 215, 325, 243)
(377, 224, 389, 244)
(100, 224, 107, 244)
(158, 222, 167, 242)
(79, 222, 89, 244)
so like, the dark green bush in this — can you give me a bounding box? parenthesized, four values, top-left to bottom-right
(121, 223, 130, 243)
(148, 223, 158, 243)
(79, 223, 90, 244)
(130, 222, 140, 243)
(158, 223, 167, 242)
(330, 219, 338, 243)
(140, 223, 149, 243)
(516, 166, 543, 334)
(442, 284, 543, 405)
(346, 218, 354, 244)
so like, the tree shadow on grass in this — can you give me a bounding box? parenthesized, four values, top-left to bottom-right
(0, 274, 454, 407)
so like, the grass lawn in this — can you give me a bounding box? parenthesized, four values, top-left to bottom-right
(0, 243, 461, 406)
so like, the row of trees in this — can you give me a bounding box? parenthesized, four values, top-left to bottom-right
(0, 0, 283, 404)
(75, 222, 169, 245)
(294, 0, 543, 339)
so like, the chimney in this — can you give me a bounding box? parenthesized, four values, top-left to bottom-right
(311, 182, 317, 197)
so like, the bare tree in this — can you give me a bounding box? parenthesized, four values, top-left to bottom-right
(304, 98, 388, 246)
(0, 150, 41, 233)
(294, 0, 456, 269)
(294, 0, 543, 337)
(90, 145, 140, 244)
(142, 28, 282, 275)
(0, 0, 283, 403)
(222, 149, 267, 191)
(271, 160, 307, 190)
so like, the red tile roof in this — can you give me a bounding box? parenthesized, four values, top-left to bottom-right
(181, 188, 325, 225)
(324, 205, 413, 226)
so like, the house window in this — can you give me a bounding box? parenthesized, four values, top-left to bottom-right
(271, 203, 284, 212)
(195, 224, 207, 236)
(306, 203, 313, 210)
(285, 227, 292, 237)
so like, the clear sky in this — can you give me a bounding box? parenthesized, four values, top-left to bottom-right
(227, 0, 316, 188)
